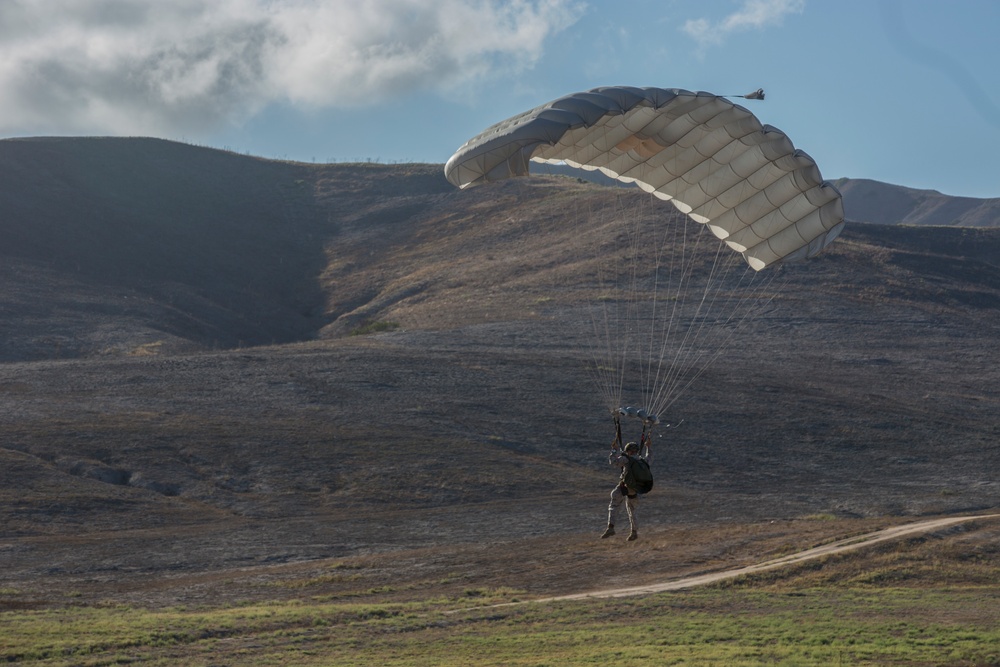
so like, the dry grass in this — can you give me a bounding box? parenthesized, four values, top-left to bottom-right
(0, 139, 999, 663)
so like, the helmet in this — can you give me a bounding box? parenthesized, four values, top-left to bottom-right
(624, 442, 640, 454)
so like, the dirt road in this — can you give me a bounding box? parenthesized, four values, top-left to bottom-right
(540, 514, 1000, 602)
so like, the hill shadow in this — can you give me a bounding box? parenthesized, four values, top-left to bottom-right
(0, 138, 452, 359)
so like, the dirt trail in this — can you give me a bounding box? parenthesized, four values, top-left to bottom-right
(539, 514, 1000, 603)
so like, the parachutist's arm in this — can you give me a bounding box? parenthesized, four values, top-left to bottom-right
(609, 449, 626, 468)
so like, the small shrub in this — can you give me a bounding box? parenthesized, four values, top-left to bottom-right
(349, 320, 400, 336)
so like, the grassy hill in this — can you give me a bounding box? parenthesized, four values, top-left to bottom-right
(2, 138, 1000, 664)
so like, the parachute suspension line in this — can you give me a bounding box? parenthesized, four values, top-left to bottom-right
(643, 128, 731, 418)
(647, 206, 727, 415)
(579, 168, 791, 424)
(612, 166, 724, 422)
(641, 196, 665, 414)
(649, 154, 778, 414)
(653, 244, 724, 412)
(650, 242, 742, 415)
(606, 201, 631, 413)
(628, 187, 788, 420)
(657, 267, 783, 416)
(623, 189, 648, 411)
(606, 188, 646, 414)
(584, 187, 662, 417)
(667, 238, 743, 393)
(582, 195, 616, 412)
(626, 190, 668, 418)
(650, 252, 786, 417)
(630, 154, 686, 418)
(444, 86, 845, 426)
(583, 188, 632, 414)
(582, 122, 615, 414)
(643, 198, 694, 416)
(574, 178, 791, 424)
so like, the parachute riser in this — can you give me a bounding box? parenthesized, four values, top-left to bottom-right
(613, 405, 660, 447)
(612, 404, 683, 438)
(616, 405, 659, 426)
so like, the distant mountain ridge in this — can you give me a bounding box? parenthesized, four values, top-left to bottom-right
(832, 178, 1000, 227)
(531, 162, 1000, 227)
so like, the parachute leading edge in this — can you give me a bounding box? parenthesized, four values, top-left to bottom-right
(444, 86, 845, 271)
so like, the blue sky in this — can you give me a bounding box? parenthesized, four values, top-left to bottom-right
(3, 0, 998, 198)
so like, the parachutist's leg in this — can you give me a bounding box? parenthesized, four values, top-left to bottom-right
(625, 495, 638, 541)
(606, 485, 625, 531)
(602, 488, 623, 538)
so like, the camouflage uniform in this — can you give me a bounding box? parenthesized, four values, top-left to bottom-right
(605, 441, 651, 540)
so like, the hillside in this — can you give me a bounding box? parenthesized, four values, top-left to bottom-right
(1, 137, 1000, 615)
(0, 137, 327, 359)
(3, 137, 1000, 363)
(0, 138, 465, 360)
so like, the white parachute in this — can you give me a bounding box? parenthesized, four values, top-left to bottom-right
(445, 87, 845, 420)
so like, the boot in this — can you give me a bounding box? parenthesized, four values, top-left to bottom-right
(601, 524, 615, 539)
(627, 529, 638, 542)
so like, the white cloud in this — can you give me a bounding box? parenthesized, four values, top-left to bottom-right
(0, 0, 581, 137)
(683, 0, 805, 49)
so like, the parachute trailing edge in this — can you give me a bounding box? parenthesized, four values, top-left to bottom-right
(444, 86, 845, 270)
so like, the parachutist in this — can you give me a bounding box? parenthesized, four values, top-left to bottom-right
(602, 428, 653, 542)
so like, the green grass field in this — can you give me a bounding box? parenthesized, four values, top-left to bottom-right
(4, 582, 1000, 666)
(5, 519, 1000, 665)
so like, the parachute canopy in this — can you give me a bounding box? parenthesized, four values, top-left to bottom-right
(444, 86, 844, 270)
